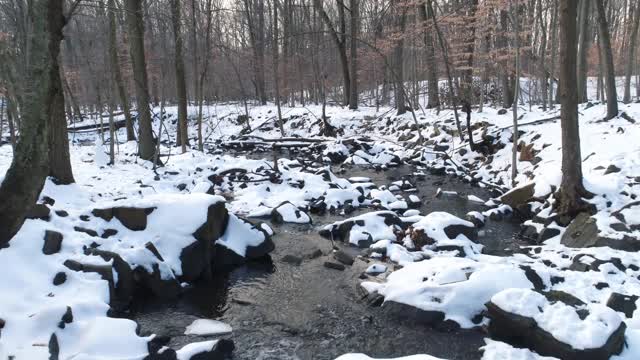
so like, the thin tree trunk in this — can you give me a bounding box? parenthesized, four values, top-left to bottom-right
(624, 3, 640, 103)
(348, 0, 358, 109)
(273, 0, 285, 137)
(418, 1, 439, 109)
(107, 0, 136, 141)
(576, 0, 591, 103)
(125, 0, 156, 161)
(596, 0, 619, 120)
(428, 0, 463, 141)
(548, 0, 558, 109)
(511, 0, 520, 186)
(0, 0, 64, 246)
(171, 0, 188, 153)
(394, 8, 407, 115)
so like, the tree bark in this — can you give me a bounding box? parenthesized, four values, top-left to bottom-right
(313, 0, 350, 107)
(418, 1, 439, 109)
(393, 8, 407, 115)
(348, 0, 358, 109)
(171, 0, 188, 152)
(0, 0, 64, 246)
(125, 0, 156, 161)
(595, 0, 619, 120)
(555, 0, 591, 220)
(576, 0, 591, 103)
(108, 0, 136, 141)
(48, 61, 74, 185)
(624, 3, 640, 103)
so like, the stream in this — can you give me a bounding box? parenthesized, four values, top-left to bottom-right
(131, 156, 525, 360)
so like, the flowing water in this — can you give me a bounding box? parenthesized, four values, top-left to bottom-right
(132, 156, 524, 360)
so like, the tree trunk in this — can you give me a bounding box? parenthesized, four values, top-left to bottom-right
(418, 1, 439, 109)
(393, 8, 407, 115)
(273, 0, 285, 136)
(576, 0, 591, 103)
(348, 0, 359, 110)
(499, 10, 513, 108)
(548, 0, 558, 109)
(313, 0, 350, 107)
(48, 62, 74, 184)
(596, 0, 619, 120)
(125, 0, 156, 161)
(108, 0, 136, 141)
(624, 3, 640, 103)
(0, 0, 64, 246)
(171, 0, 188, 153)
(555, 0, 591, 220)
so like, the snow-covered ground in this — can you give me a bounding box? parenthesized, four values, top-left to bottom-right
(1, 81, 640, 359)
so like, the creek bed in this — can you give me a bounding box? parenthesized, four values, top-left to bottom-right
(131, 159, 525, 360)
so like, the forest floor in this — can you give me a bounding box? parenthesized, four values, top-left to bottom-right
(1, 97, 640, 359)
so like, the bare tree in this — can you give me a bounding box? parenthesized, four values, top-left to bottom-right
(125, 0, 156, 161)
(595, 0, 619, 120)
(555, 0, 591, 220)
(0, 0, 65, 246)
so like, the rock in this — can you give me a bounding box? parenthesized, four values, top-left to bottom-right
(92, 206, 155, 231)
(0, 317, 5, 329)
(306, 248, 323, 259)
(282, 254, 303, 266)
(497, 108, 508, 115)
(190, 339, 235, 360)
(604, 165, 621, 175)
(520, 265, 545, 290)
(133, 264, 181, 299)
(499, 183, 535, 208)
(74, 226, 98, 237)
(433, 144, 450, 152)
(487, 290, 626, 360)
(43, 230, 63, 255)
(465, 212, 485, 228)
(185, 201, 229, 281)
(55, 210, 69, 217)
(606, 293, 639, 318)
(537, 226, 561, 243)
(382, 300, 446, 327)
(444, 222, 478, 242)
(84, 249, 135, 309)
(333, 250, 355, 266)
(49, 333, 60, 360)
(58, 306, 73, 329)
(101, 229, 118, 238)
(271, 201, 312, 224)
(324, 261, 346, 271)
(562, 212, 640, 251)
(53, 272, 67, 286)
(26, 203, 50, 221)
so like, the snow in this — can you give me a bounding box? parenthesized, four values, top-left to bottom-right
(184, 319, 232, 336)
(217, 214, 266, 257)
(492, 288, 623, 350)
(176, 340, 221, 360)
(2, 79, 640, 359)
(481, 339, 559, 360)
(364, 257, 533, 328)
(366, 264, 388, 275)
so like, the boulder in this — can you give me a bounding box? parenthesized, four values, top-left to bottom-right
(499, 183, 535, 208)
(184, 202, 229, 281)
(133, 264, 181, 299)
(271, 201, 312, 224)
(333, 250, 355, 266)
(487, 289, 626, 360)
(562, 212, 640, 251)
(92, 206, 155, 231)
(84, 249, 136, 309)
(26, 204, 50, 221)
(606, 293, 638, 318)
(42, 230, 63, 255)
